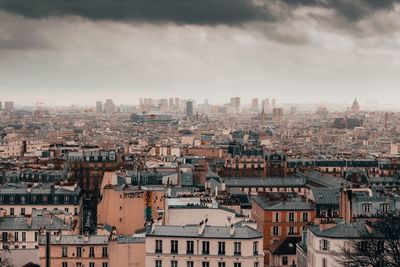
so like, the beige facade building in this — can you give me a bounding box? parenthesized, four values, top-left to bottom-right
(97, 184, 164, 235)
(146, 224, 264, 267)
(38, 234, 145, 267)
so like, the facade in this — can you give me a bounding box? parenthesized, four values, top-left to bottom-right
(97, 184, 164, 235)
(251, 194, 315, 265)
(186, 101, 194, 117)
(146, 224, 264, 267)
(0, 182, 82, 220)
(296, 220, 367, 267)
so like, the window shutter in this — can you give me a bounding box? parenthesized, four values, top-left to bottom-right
(319, 240, 322, 250)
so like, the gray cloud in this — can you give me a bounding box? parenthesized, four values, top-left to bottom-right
(0, 0, 274, 25)
(0, 0, 398, 25)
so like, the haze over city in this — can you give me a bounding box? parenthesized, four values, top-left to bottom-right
(2, 1, 400, 267)
(1, 1, 400, 105)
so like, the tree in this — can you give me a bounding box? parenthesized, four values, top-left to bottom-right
(338, 210, 400, 267)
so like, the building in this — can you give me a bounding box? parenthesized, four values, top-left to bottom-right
(0, 209, 77, 266)
(38, 233, 146, 267)
(0, 182, 82, 221)
(251, 98, 259, 111)
(96, 101, 103, 113)
(296, 220, 368, 267)
(97, 182, 164, 235)
(4, 101, 14, 112)
(251, 193, 315, 265)
(186, 101, 194, 117)
(104, 99, 115, 114)
(351, 98, 360, 113)
(146, 224, 264, 267)
(272, 108, 283, 122)
(230, 97, 241, 112)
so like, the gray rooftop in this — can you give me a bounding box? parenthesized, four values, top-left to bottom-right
(252, 195, 314, 211)
(310, 221, 368, 239)
(224, 177, 306, 187)
(148, 225, 262, 239)
(39, 235, 109, 245)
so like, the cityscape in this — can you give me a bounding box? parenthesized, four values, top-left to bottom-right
(2, 1, 400, 267)
(0, 97, 400, 267)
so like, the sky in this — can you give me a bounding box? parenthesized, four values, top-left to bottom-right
(0, 0, 400, 106)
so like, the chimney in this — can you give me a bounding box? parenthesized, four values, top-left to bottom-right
(84, 233, 89, 242)
(340, 187, 353, 223)
(230, 224, 235, 236)
(319, 218, 337, 231)
(198, 220, 206, 235)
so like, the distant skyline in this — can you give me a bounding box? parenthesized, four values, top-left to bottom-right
(1, 1, 400, 106)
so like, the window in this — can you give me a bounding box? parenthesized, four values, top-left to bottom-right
(218, 263, 226, 267)
(171, 260, 178, 267)
(62, 247, 68, 257)
(10, 208, 14, 216)
(76, 247, 82, 257)
(282, 256, 288, 265)
(380, 203, 389, 212)
(363, 203, 372, 213)
(253, 241, 259, 255)
(102, 263, 108, 267)
(171, 240, 178, 254)
(274, 212, 280, 222)
(186, 241, 194, 254)
(89, 246, 95, 257)
(288, 212, 295, 222)
(155, 260, 162, 267)
(22, 232, 26, 242)
(21, 208, 25, 215)
(254, 263, 259, 267)
(202, 241, 210, 255)
(62, 262, 68, 267)
(234, 263, 241, 267)
(155, 240, 163, 253)
(202, 262, 209, 267)
(89, 263, 95, 267)
(288, 226, 295, 235)
(186, 261, 194, 267)
(320, 210, 327, 218)
(102, 247, 108, 257)
(218, 242, 225, 255)
(302, 212, 308, 222)
(322, 258, 327, 267)
(14, 232, 18, 242)
(321, 239, 330, 251)
(273, 226, 279, 236)
(234, 242, 242, 256)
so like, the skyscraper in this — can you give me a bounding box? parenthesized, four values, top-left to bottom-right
(4, 101, 14, 112)
(263, 98, 270, 112)
(251, 98, 259, 111)
(169, 98, 174, 110)
(272, 99, 276, 109)
(96, 101, 103, 113)
(230, 97, 240, 112)
(104, 99, 115, 114)
(186, 100, 194, 117)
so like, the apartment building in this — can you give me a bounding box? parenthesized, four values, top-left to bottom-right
(251, 193, 315, 265)
(0, 182, 82, 220)
(146, 224, 264, 267)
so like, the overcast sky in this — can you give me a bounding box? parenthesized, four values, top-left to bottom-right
(0, 0, 400, 106)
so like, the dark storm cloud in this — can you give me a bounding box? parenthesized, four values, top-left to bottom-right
(0, 0, 398, 25)
(0, 0, 274, 25)
(280, 0, 399, 21)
